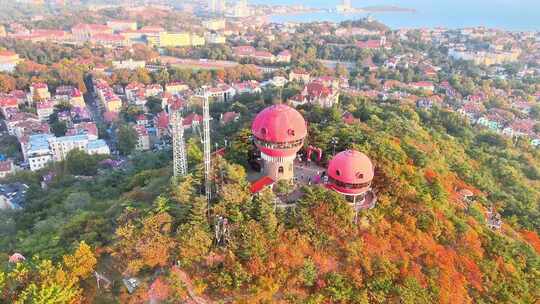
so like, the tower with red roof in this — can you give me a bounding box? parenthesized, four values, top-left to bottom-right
(251, 104, 307, 181)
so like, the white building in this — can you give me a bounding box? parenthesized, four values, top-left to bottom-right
(24, 133, 110, 171)
(112, 59, 146, 70)
(0, 50, 21, 73)
(106, 20, 137, 32)
(206, 84, 236, 102)
(35, 100, 55, 121)
(26, 134, 54, 171)
(134, 125, 150, 151)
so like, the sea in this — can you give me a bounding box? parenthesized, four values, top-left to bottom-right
(251, 0, 540, 31)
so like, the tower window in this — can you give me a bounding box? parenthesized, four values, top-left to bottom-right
(278, 166, 284, 174)
(335, 170, 341, 176)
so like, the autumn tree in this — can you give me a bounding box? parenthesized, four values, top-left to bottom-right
(113, 211, 176, 275)
(63, 241, 97, 281)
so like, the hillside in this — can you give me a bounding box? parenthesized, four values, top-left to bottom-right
(1, 96, 539, 303)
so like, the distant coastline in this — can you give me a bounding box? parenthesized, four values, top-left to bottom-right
(266, 5, 415, 20)
(362, 5, 416, 13)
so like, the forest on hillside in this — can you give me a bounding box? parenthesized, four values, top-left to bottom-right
(1, 94, 539, 303)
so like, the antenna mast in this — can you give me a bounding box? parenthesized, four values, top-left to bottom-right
(201, 88, 212, 203)
(171, 108, 188, 177)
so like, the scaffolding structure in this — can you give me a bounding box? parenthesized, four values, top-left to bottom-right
(171, 109, 188, 177)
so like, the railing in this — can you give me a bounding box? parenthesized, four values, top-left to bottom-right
(328, 176, 371, 190)
(254, 137, 303, 150)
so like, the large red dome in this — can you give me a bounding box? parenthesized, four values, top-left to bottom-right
(327, 150, 374, 195)
(252, 104, 307, 143)
(252, 104, 307, 157)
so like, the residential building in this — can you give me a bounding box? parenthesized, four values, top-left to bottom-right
(409, 81, 435, 93)
(29, 82, 51, 103)
(90, 33, 129, 47)
(5, 112, 48, 138)
(165, 82, 189, 94)
(24, 132, 109, 171)
(66, 122, 98, 140)
(35, 100, 55, 121)
(183, 113, 202, 130)
(233, 80, 261, 95)
(72, 23, 112, 43)
(0, 50, 21, 72)
(151, 32, 205, 48)
(48, 134, 91, 162)
(25, 134, 53, 171)
(289, 69, 310, 83)
(112, 59, 146, 70)
(205, 32, 226, 44)
(134, 125, 150, 151)
(276, 50, 292, 63)
(206, 84, 236, 102)
(356, 37, 388, 49)
(0, 160, 15, 179)
(289, 81, 340, 108)
(203, 19, 226, 31)
(106, 20, 137, 32)
(0, 96, 18, 117)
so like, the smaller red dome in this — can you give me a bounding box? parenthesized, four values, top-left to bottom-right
(327, 150, 374, 195)
(251, 104, 307, 144)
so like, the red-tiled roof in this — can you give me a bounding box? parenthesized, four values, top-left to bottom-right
(183, 113, 202, 127)
(35, 100, 54, 109)
(0, 50, 17, 57)
(139, 25, 165, 33)
(0, 97, 18, 108)
(221, 111, 239, 124)
(356, 40, 382, 49)
(91, 33, 125, 42)
(250, 176, 274, 193)
(73, 23, 110, 32)
(234, 45, 256, 56)
(307, 82, 332, 97)
(0, 160, 13, 172)
(410, 81, 434, 88)
(342, 112, 358, 125)
(254, 51, 273, 58)
(32, 82, 48, 89)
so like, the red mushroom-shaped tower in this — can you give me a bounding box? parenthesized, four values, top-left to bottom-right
(326, 149, 376, 210)
(252, 104, 307, 181)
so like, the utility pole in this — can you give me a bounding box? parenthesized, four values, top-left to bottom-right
(171, 108, 187, 177)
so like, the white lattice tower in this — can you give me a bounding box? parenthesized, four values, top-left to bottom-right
(171, 109, 187, 177)
(202, 89, 212, 203)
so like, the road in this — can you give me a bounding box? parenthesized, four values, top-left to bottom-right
(83, 76, 119, 154)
